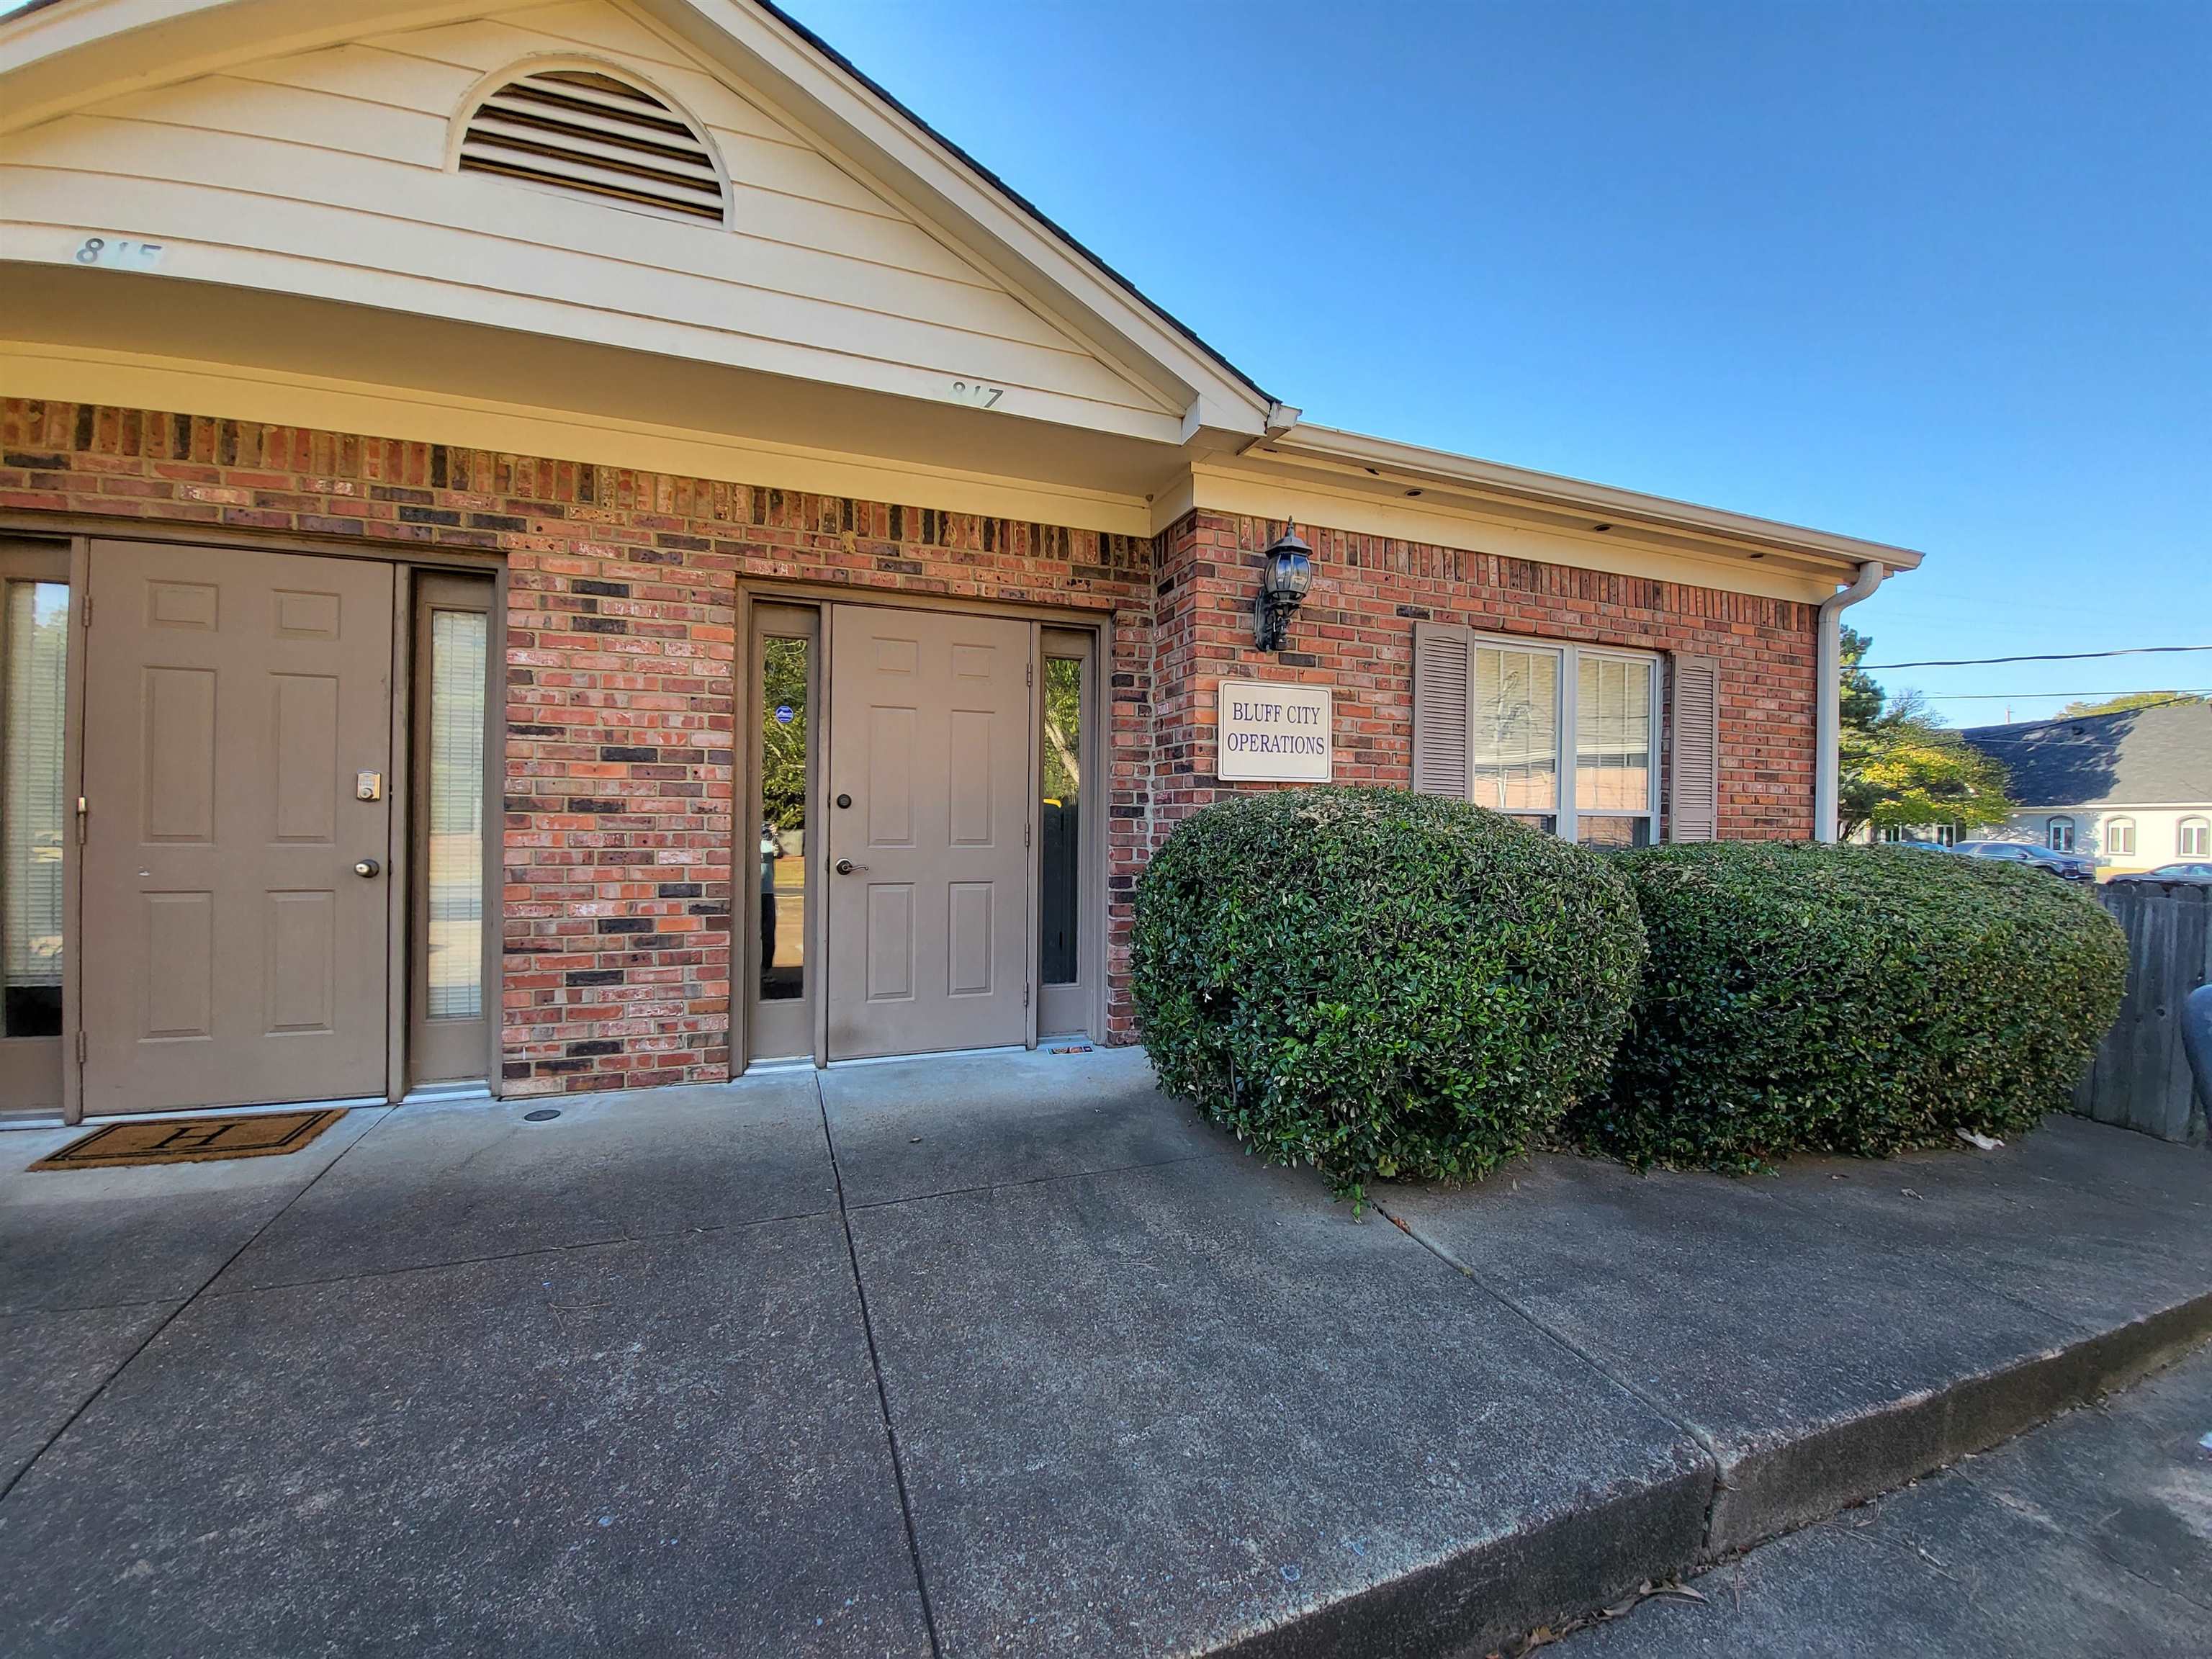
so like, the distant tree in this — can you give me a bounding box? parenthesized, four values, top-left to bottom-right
(1835, 631, 2015, 840)
(1041, 657, 1082, 801)
(2056, 690, 2206, 718)
(760, 639, 808, 839)
(1838, 625, 1884, 732)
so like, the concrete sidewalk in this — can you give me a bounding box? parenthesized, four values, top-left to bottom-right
(1, 1048, 2206, 1658)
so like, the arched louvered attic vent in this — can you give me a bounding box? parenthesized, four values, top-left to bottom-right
(458, 68, 727, 225)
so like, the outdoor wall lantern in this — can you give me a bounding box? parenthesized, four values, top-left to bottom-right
(1253, 521, 1313, 652)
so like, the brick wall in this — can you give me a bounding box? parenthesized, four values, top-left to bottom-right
(1143, 509, 1820, 837)
(0, 399, 1151, 1089)
(1, 401, 1818, 1075)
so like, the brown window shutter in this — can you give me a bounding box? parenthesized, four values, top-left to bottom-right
(1411, 622, 1472, 797)
(1667, 654, 1720, 841)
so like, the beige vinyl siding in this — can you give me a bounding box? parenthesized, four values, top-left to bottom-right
(0, 0, 1180, 439)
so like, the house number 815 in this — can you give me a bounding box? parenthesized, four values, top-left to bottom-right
(74, 235, 166, 272)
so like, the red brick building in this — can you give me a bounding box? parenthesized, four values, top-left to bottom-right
(0, 0, 1917, 1121)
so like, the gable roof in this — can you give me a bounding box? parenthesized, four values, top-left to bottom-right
(0, 0, 1285, 444)
(0, 0, 1926, 583)
(744, 0, 1274, 411)
(1961, 700, 2212, 808)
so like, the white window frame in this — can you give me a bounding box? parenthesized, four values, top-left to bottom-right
(2105, 817, 2135, 858)
(1931, 822, 1959, 848)
(1466, 632, 1663, 846)
(2182, 817, 2211, 859)
(2046, 816, 2076, 853)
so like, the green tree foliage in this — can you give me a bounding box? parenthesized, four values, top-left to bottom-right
(1040, 657, 1081, 801)
(1838, 624, 1885, 730)
(760, 638, 808, 837)
(2056, 691, 2206, 718)
(1835, 630, 2015, 840)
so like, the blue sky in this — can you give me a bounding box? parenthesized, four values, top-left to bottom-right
(796, 0, 2209, 724)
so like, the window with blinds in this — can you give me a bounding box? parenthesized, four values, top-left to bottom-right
(425, 609, 487, 1023)
(1414, 624, 1697, 845)
(1472, 643, 1559, 822)
(3, 579, 68, 1039)
(457, 68, 728, 225)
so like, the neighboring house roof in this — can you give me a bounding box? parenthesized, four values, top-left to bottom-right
(1961, 700, 2212, 808)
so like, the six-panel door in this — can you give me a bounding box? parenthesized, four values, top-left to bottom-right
(825, 606, 1031, 1059)
(78, 541, 395, 1114)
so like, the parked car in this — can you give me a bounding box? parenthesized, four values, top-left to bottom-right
(1947, 841, 2099, 884)
(2108, 861, 2212, 886)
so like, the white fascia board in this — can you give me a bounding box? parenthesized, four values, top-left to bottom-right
(639, 0, 1277, 439)
(0, 0, 506, 133)
(1267, 422, 1928, 576)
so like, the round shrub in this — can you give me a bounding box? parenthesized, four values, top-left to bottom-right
(1130, 786, 1647, 1200)
(1571, 842, 2128, 1169)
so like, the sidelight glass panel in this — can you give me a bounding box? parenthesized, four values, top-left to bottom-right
(1471, 645, 1559, 813)
(3, 581, 68, 1039)
(758, 636, 809, 1002)
(1575, 655, 1654, 813)
(426, 609, 486, 1021)
(1039, 656, 1082, 985)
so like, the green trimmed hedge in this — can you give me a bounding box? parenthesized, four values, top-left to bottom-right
(1130, 787, 1646, 1200)
(1571, 842, 2128, 1169)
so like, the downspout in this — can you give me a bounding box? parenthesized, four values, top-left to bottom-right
(1814, 560, 1886, 842)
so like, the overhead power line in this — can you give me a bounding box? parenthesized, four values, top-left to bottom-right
(1861, 644, 2212, 669)
(1920, 688, 2212, 702)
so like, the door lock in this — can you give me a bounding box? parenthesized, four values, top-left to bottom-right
(834, 858, 868, 876)
(354, 858, 382, 878)
(356, 772, 383, 801)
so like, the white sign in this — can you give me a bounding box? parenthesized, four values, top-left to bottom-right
(73, 235, 167, 272)
(1216, 679, 1334, 783)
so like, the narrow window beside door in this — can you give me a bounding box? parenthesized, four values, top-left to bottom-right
(1039, 655, 1082, 986)
(426, 609, 487, 1022)
(410, 570, 495, 1091)
(759, 634, 809, 1004)
(3, 579, 68, 1039)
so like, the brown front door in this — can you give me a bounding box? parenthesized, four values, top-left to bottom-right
(825, 606, 1030, 1059)
(80, 541, 395, 1115)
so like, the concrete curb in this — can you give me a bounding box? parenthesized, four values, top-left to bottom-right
(1245, 1277, 2212, 1657)
(1210, 1467, 1716, 1659)
(1704, 1287, 2212, 1553)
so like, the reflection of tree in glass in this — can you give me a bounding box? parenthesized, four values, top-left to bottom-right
(1042, 657, 1081, 801)
(760, 637, 808, 834)
(1475, 655, 1550, 809)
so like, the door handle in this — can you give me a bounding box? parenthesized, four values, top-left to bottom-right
(834, 858, 868, 875)
(354, 858, 382, 878)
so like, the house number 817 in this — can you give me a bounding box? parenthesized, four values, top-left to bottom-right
(949, 379, 1005, 408)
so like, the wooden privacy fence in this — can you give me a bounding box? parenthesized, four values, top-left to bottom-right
(2073, 882, 2211, 1143)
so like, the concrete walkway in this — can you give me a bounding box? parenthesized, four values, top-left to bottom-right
(1, 1048, 2206, 1658)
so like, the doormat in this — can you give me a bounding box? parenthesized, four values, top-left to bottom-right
(30, 1107, 346, 1171)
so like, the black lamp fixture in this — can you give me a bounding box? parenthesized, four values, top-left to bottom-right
(1252, 519, 1313, 652)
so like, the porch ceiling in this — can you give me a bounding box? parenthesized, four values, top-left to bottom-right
(0, 264, 1194, 532)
